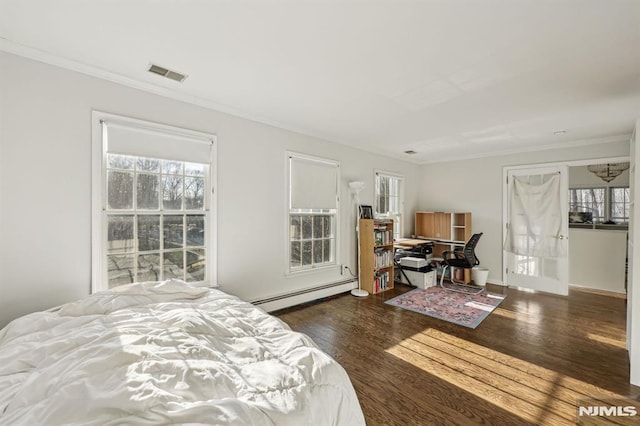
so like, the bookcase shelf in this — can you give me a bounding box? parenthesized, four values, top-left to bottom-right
(360, 219, 394, 294)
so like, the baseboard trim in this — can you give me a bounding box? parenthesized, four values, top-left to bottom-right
(487, 278, 506, 286)
(252, 279, 358, 312)
(569, 284, 627, 298)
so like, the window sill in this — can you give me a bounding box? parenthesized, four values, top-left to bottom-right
(286, 263, 339, 278)
(569, 223, 628, 230)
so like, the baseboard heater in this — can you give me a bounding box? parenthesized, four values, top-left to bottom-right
(251, 278, 357, 306)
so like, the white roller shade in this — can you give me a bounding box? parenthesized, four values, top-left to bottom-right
(290, 155, 338, 210)
(105, 121, 212, 164)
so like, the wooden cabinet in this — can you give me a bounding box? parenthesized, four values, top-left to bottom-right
(359, 219, 394, 294)
(414, 211, 473, 283)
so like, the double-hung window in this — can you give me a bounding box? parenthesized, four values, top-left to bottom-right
(92, 113, 216, 291)
(374, 171, 404, 240)
(568, 188, 605, 222)
(568, 186, 630, 224)
(611, 187, 630, 222)
(288, 153, 339, 272)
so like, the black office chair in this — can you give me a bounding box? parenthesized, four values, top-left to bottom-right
(439, 232, 484, 294)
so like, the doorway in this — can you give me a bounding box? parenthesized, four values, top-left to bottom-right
(503, 157, 630, 296)
(503, 165, 569, 295)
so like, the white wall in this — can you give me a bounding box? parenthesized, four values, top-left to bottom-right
(418, 142, 630, 285)
(629, 120, 639, 386)
(568, 228, 627, 293)
(0, 52, 419, 327)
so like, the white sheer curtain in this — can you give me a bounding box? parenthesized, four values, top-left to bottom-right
(504, 174, 567, 258)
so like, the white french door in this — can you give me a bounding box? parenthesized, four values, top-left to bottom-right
(503, 165, 569, 295)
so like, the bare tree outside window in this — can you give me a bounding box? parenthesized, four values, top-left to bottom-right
(568, 188, 605, 222)
(105, 154, 208, 288)
(611, 187, 630, 222)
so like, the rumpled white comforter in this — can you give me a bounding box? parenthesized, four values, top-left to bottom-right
(0, 280, 365, 425)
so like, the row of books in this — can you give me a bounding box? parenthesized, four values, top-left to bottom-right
(373, 270, 391, 294)
(374, 249, 393, 269)
(374, 230, 393, 246)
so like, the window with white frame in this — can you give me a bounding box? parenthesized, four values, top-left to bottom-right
(288, 153, 339, 272)
(93, 115, 216, 291)
(375, 171, 403, 240)
(568, 186, 630, 224)
(568, 188, 605, 222)
(611, 187, 630, 222)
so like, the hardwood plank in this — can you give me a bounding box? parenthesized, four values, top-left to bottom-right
(275, 284, 640, 425)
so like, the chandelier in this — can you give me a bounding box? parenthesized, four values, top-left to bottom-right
(587, 162, 630, 182)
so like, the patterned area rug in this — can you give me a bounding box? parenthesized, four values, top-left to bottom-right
(385, 286, 506, 329)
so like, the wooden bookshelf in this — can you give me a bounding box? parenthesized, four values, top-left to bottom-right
(359, 219, 394, 294)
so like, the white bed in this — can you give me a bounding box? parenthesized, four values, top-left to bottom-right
(0, 280, 365, 425)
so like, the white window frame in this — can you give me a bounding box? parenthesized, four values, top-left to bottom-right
(611, 186, 631, 222)
(568, 186, 630, 224)
(91, 111, 217, 292)
(286, 152, 340, 275)
(568, 187, 606, 222)
(374, 170, 404, 240)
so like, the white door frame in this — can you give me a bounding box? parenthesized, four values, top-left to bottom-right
(502, 156, 630, 290)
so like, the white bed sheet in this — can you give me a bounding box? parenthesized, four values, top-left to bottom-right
(0, 280, 365, 425)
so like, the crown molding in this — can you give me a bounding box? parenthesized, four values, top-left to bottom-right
(416, 133, 632, 165)
(0, 38, 633, 168)
(0, 38, 343, 146)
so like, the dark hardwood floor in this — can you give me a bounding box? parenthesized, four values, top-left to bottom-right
(275, 284, 640, 425)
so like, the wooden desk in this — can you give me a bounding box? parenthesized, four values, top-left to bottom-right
(394, 238, 432, 249)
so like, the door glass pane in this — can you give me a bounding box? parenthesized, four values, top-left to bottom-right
(164, 216, 184, 248)
(138, 215, 160, 251)
(108, 171, 133, 209)
(186, 249, 205, 282)
(163, 251, 184, 280)
(544, 258, 558, 280)
(107, 254, 135, 288)
(137, 253, 160, 282)
(107, 215, 134, 253)
(137, 173, 160, 209)
(186, 215, 205, 247)
(185, 177, 205, 210)
(513, 254, 539, 277)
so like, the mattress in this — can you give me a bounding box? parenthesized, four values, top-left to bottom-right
(0, 280, 365, 425)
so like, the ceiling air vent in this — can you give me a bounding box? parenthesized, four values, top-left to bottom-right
(148, 64, 187, 82)
(404, 150, 417, 155)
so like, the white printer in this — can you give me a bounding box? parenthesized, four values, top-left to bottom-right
(399, 256, 429, 269)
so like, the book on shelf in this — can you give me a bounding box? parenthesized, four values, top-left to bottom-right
(373, 270, 390, 293)
(374, 230, 393, 246)
(374, 248, 393, 269)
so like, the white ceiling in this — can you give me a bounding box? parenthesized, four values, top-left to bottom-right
(2, 0, 639, 164)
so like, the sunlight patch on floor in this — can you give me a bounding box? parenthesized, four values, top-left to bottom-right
(385, 328, 625, 425)
(585, 332, 627, 349)
(491, 307, 541, 325)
